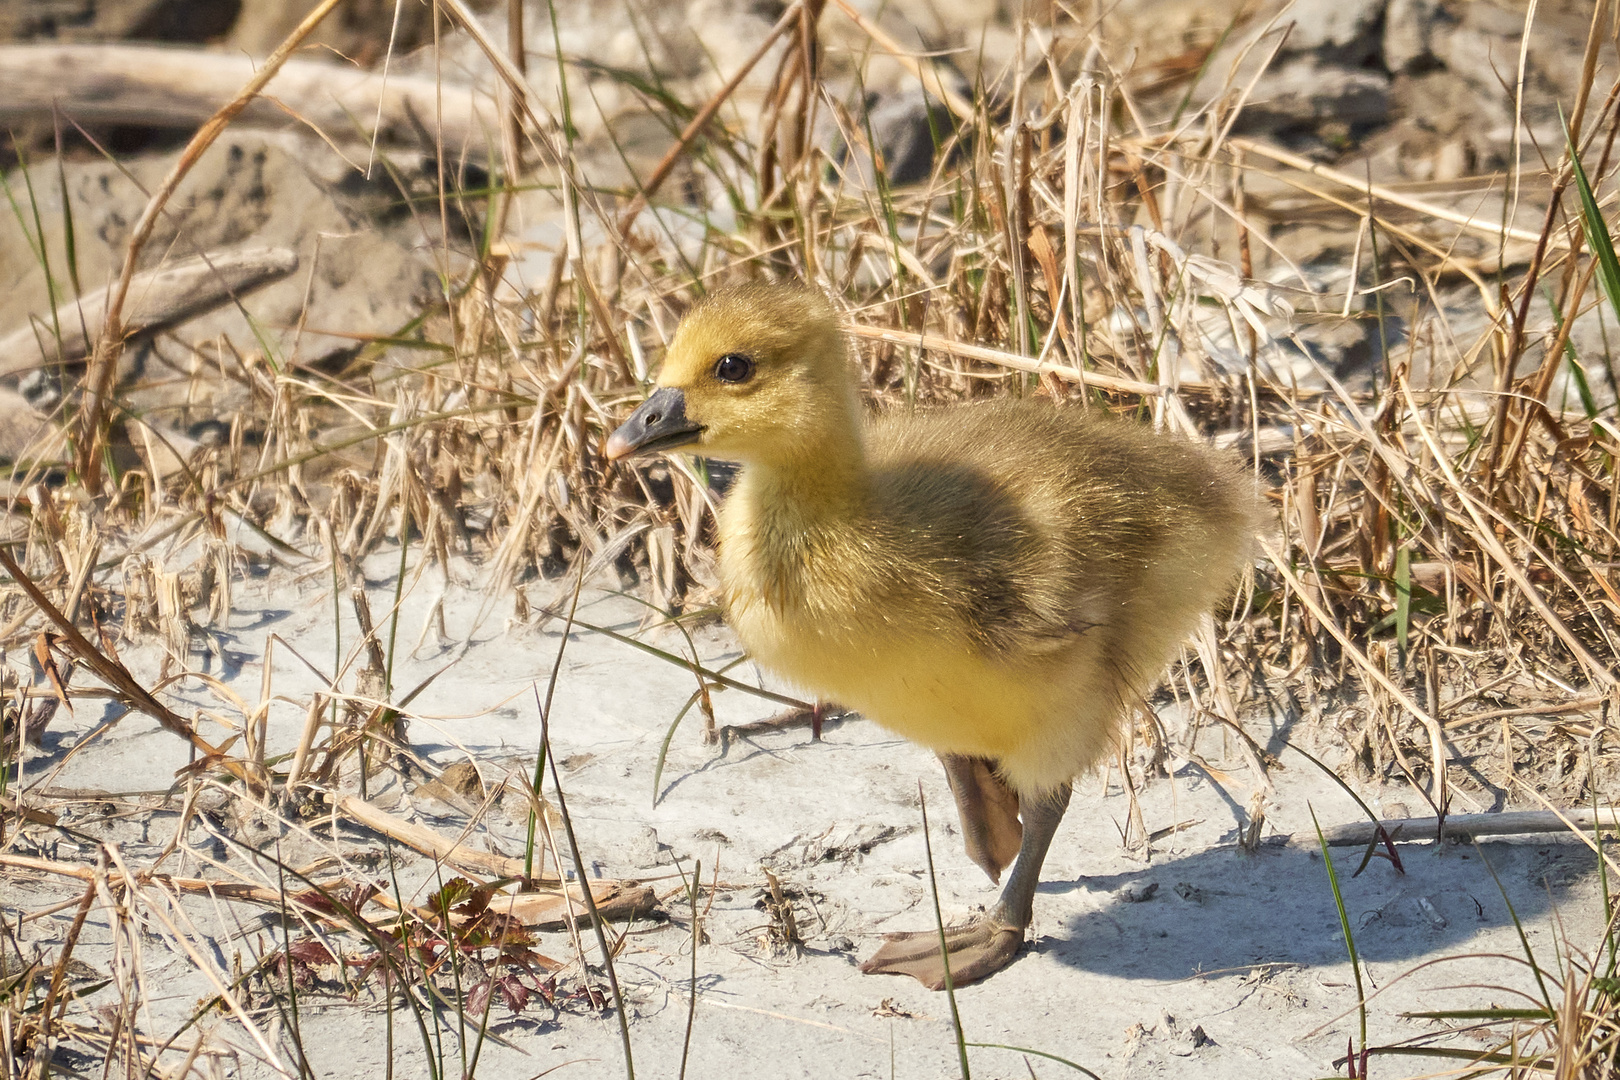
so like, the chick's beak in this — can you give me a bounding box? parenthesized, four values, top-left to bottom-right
(605, 386, 704, 460)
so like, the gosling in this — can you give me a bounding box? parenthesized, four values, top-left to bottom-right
(606, 283, 1261, 988)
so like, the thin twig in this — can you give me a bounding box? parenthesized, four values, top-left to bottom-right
(616, 2, 804, 238)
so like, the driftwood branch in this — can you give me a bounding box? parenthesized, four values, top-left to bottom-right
(0, 850, 656, 931)
(331, 794, 660, 926)
(1313, 808, 1620, 847)
(332, 790, 541, 880)
(334, 792, 542, 882)
(0, 44, 497, 151)
(0, 247, 298, 380)
(489, 880, 663, 930)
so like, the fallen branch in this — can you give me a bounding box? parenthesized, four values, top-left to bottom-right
(0, 247, 298, 380)
(335, 792, 543, 881)
(490, 882, 662, 930)
(1311, 808, 1620, 847)
(332, 793, 659, 926)
(0, 44, 496, 151)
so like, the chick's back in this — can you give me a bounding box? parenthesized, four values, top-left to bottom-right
(859, 399, 1258, 664)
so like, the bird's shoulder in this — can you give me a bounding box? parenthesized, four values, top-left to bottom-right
(856, 400, 1118, 655)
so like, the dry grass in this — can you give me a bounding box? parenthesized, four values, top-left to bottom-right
(3, 0, 1620, 1074)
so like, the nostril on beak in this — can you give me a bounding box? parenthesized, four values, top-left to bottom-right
(645, 411, 662, 425)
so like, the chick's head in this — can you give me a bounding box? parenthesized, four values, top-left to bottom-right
(606, 284, 861, 466)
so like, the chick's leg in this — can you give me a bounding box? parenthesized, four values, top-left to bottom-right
(939, 754, 1022, 883)
(861, 782, 1072, 989)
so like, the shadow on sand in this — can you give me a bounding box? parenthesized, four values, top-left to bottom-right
(1041, 835, 1598, 980)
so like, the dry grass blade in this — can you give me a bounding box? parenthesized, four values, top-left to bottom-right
(0, 544, 249, 782)
(73, 0, 346, 489)
(845, 322, 1187, 396)
(616, 1, 805, 238)
(1396, 378, 1618, 690)
(827, 0, 974, 122)
(1261, 536, 1452, 823)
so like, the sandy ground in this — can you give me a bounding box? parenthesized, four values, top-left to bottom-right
(4, 550, 1606, 1079)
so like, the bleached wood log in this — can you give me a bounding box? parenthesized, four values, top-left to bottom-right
(0, 850, 658, 931)
(0, 246, 297, 379)
(1315, 807, 1620, 847)
(0, 44, 498, 151)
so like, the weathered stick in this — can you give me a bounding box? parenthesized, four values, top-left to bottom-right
(333, 793, 659, 924)
(0, 247, 298, 380)
(0, 45, 496, 151)
(335, 792, 542, 881)
(0, 850, 656, 930)
(1314, 808, 1620, 847)
(490, 882, 662, 930)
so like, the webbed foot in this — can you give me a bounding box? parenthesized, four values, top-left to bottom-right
(859, 917, 1024, 989)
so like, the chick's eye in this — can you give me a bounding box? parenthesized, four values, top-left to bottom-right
(713, 353, 755, 384)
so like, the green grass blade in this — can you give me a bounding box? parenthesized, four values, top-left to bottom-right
(566, 613, 809, 710)
(1566, 108, 1620, 326)
(652, 689, 702, 805)
(385, 500, 410, 698)
(919, 786, 971, 1079)
(1401, 1008, 1553, 1020)
(1542, 284, 1600, 420)
(1475, 846, 1556, 1014)
(1311, 805, 1367, 1054)
(1357, 1044, 1552, 1068)
(1288, 739, 1404, 848)
(53, 143, 81, 296)
(1596, 784, 1617, 981)
(6, 151, 67, 369)
(544, 0, 578, 144)
(678, 856, 702, 1080)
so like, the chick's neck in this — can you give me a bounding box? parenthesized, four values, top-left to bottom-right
(734, 391, 872, 536)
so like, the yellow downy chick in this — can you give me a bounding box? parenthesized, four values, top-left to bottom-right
(607, 283, 1263, 988)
